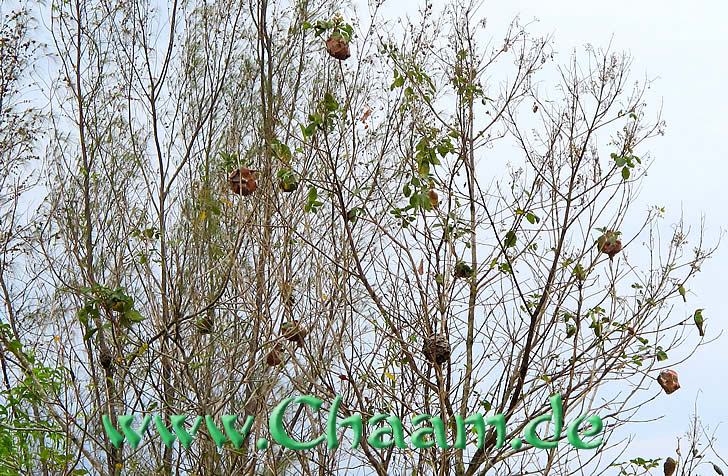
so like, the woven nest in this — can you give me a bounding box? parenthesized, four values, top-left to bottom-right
(99, 348, 113, 370)
(326, 35, 350, 60)
(279, 180, 299, 192)
(280, 321, 307, 347)
(664, 457, 677, 476)
(228, 167, 257, 196)
(422, 335, 451, 365)
(657, 369, 680, 394)
(453, 261, 473, 279)
(596, 231, 622, 259)
(266, 344, 284, 366)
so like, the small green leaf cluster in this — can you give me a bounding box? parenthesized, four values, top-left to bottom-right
(301, 93, 340, 138)
(304, 186, 323, 213)
(77, 285, 145, 341)
(303, 17, 354, 42)
(611, 152, 641, 180)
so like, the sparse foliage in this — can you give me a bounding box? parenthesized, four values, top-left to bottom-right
(0, 0, 719, 475)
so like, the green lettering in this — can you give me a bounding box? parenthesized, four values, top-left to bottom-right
(410, 414, 435, 449)
(485, 414, 507, 449)
(455, 413, 484, 449)
(269, 395, 326, 450)
(154, 415, 202, 449)
(102, 414, 151, 449)
(204, 415, 255, 449)
(567, 415, 603, 449)
(367, 414, 406, 449)
(523, 394, 564, 449)
(326, 396, 363, 449)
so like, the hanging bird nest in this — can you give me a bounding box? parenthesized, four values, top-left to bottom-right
(427, 189, 439, 208)
(99, 348, 113, 370)
(279, 180, 299, 192)
(663, 457, 677, 476)
(228, 167, 258, 196)
(596, 230, 622, 259)
(280, 320, 307, 347)
(422, 334, 451, 365)
(657, 369, 681, 394)
(453, 261, 474, 279)
(266, 343, 284, 366)
(326, 34, 350, 60)
(346, 208, 362, 224)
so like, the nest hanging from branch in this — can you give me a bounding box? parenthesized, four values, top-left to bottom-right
(228, 167, 258, 196)
(280, 320, 307, 347)
(99, 348, 113, 370)
(195, 312, 214, 335)
(422, 335, 451, 365)
(266, 343, 285, 366)
(596, 230, 622, 259)
(657, 369, 680, 394)
(326, 34, 350, 60)
(453, 261, 473, 279)
(663, 457, 677, 476)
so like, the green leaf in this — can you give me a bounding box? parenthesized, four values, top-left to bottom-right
(83, 327, 98, 341)
(417, 161, 430, 177)
(124, 310, 145, 323)
(525, 212, 539, 224)
(622, 166, 630, 180)
(656, 348, 668, 362)
(390, 75, 405, 90)
(503, 230, 517, 248)
(301, 123, 316, 138)
(323, 92, 339, 112)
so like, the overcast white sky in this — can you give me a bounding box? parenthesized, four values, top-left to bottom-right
(363, 0, 728, 464)
(9, 0, 726, 469)
(493, 1, 728, 463)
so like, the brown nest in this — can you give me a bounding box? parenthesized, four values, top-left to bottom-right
(326, 35, 350, 60)
(657, 369, 680, 394)
(280, 320, 307, 347)
(228, 167, 258, 196)
(422, 334, 451, 365)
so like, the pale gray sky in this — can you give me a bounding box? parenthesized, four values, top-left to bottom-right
(11, 0, 727, 469)
(363, 0, 728, 464)
(491, 1, 728, 463)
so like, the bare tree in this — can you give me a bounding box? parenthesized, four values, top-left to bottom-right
(0, 0, 719, 475)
